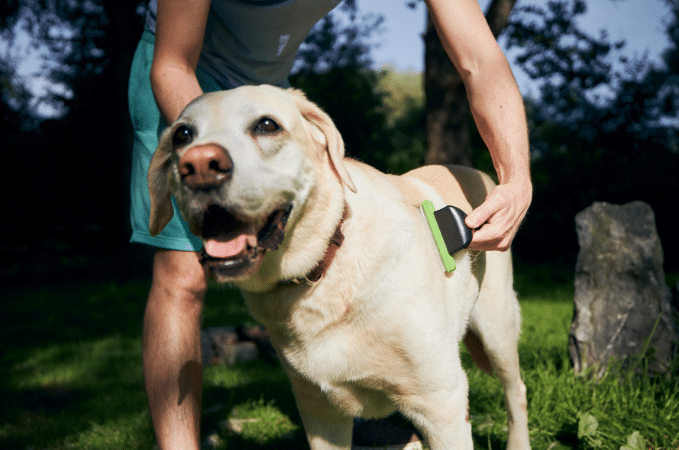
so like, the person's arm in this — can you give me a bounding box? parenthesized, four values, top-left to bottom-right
(150, 0, 211, 124)
(425, 0, 532, 251)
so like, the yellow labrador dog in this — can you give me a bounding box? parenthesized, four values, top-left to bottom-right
(148, 85, 530, 450)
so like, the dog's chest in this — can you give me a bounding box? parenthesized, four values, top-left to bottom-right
(281, 330, 398, 417)
(282, 325, 366, 385)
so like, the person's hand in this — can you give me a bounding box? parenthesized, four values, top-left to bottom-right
(465, 180, 532, 251)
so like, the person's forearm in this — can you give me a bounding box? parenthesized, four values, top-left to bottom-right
(151, 0, 210, 124)
(425, 0, 531, 250)
(464, 55, 531, 188)
(426, 0, 530, 188)
(150, 62, 204, 125)
(461, 56, 532, 250)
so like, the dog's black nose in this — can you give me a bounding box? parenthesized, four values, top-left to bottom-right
(179, 144, 233, 189)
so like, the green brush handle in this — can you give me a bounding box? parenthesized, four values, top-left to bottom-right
(421, 200, 456, 272)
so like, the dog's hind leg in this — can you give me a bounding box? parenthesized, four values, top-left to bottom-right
(468, 252, 530, 450)
(463, 329, 494, 375)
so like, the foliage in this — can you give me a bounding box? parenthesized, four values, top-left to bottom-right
(375, 71, 427, 173)
(1, 0, 145, 283)
(292, 0, 378, 75)
(503, 0, 679, 268)
(0, 0, 115, 122)
(2, 0, 679, 280)
(290, 5, 423, 174)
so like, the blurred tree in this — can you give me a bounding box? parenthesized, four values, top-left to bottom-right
(412, 0, 519, 166)
(5, 0, 676, 278)
(1, 0, 106, 123)
(290, 2, 401, 173)
(504, 0, 679, 267)
(0, 0, 145, 280)
(293, 0, 370, 74)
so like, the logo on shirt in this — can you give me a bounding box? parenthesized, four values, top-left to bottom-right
(277, 35, 290, 57)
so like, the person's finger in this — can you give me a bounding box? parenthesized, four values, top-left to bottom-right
(465, 190, 515, 251)
(468, 221, 511, 251)
(465, 191, 509, 229)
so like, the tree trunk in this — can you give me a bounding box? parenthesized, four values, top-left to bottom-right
(424, 0, 518, 166)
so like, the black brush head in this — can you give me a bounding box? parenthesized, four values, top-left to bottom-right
(433, 205, 473, 255)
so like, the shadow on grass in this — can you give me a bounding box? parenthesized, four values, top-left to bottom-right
(1, 280, 151, 354)
(1, 329, 153, 449)
(202, 367, 308, 449)
(1, 380, 154, 450)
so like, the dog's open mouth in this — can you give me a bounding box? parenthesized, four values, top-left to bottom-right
(198, 203, 292, 279)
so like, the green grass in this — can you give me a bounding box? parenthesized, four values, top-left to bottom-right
(2, 265, 678, 449)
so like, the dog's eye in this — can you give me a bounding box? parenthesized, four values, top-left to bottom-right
(254, 117, 281, 135)
(173, 125, 194, 147)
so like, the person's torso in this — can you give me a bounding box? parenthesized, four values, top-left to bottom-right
(146, 0, 342, 87)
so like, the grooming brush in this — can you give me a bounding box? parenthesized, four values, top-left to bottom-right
(420, 200, 473, 272)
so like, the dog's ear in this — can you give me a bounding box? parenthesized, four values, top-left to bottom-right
(286, 88, 357, 193)
(147, 130, 175, 236)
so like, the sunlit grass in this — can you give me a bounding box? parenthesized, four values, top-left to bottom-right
(2, 266, 678, 449)
(11, 335, 143, 390)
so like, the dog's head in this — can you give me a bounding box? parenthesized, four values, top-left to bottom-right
(148, 85, 356, 284)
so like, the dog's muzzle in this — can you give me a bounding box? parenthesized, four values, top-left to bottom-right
(198, 203, 293, 279)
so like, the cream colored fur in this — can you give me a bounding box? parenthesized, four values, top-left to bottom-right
(148, 85, 530, 450)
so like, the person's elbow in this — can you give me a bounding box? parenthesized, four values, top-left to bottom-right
(149, 58, 174, 100)
(149, 55, 195, 100)
(468, 48, 513, 82)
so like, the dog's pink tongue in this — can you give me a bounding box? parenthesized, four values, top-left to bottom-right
(204, 235, 248, 258)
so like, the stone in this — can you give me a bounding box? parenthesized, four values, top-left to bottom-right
(221, 418, 261, 435)
(201, 327, 259, 367)
(569, 201, 679, 376)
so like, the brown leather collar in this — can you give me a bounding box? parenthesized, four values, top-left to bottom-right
(286, 207, 346, 286)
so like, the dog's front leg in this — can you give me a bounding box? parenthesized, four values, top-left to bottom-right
(299, 407, 353, 450)
(399, 378, 473, 450)
(285, 368, 353, 450)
